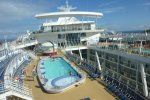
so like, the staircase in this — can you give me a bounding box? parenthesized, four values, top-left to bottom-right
(0, 80, 33, 100)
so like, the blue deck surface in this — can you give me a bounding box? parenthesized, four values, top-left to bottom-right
(0, 54, 17, 81)
(0, 57, 12, 81)
(0, 55, 16, 92)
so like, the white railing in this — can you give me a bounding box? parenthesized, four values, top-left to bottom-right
(89, 45, 150, 57)
(0, 49, 22, 61)
(0, 49, 9, 61)
(0, 43, 7, 51)
(0, 80, 33, 100)
(9, 39, 38, 50)
(4, 53, 26, 85)
(0, 50, 33, 99)
(23, 50, 37, 59)
(3, 49, 35, 85)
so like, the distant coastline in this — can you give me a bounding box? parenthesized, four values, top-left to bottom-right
(0, 33, 19, 43)
(117, 30, 145, 33)
(0, 29, 148, 43)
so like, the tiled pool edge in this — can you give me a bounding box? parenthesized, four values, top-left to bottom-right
(37, 56, 86, 93)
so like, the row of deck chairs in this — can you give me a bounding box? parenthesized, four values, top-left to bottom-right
(80, 61, 100, 79)
(65, 52, 100, 79)
(103, 75, 145, 100)
(65, 53, 77, 62)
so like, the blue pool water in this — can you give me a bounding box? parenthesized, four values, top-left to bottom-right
(40, 57, 80, 87)
(134, 49, 150, 53)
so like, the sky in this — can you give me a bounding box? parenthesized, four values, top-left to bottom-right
(0, 0, 150, 35)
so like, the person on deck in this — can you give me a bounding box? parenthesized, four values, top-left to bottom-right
(69, 70, 72, 76)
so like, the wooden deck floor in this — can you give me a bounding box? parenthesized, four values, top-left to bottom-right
(24, 57, 115, 100)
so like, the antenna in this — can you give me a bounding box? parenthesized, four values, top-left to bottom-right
(4, 35, 8, 49)
(57, 0, 76, 12)
(66, 0, 69, 9)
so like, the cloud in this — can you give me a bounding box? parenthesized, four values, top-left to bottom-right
(143, 2, 150, 6)
(0, 0, 58, 33)
(98, 0, 123, 8)
(101, 7, 125, 14)
(0, 0, 48, 22)
(99, 1, 118, 7)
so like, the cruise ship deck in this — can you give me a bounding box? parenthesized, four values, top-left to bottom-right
(24, 55, 115, 100)
(0, 1, 150, 100)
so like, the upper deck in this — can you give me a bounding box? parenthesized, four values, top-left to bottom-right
(35, 11, 103, 19)
(35, 0, 103, 19)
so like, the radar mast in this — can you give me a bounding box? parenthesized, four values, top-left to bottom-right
(57, 0, 77, 12)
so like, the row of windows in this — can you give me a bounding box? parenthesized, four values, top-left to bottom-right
(58, 33, 86, 39)
(51, 24, 91, 32)
(88, 49, 150, 93)
(89, 49, 150, 74)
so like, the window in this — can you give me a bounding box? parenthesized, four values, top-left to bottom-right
(81, 33, 86, 37)
(58, 34, 65, 39)
(145, 64, 150, 74)
(58, 34, 61, 39)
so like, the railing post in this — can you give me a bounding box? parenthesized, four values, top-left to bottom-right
(140, 40, 143, 54)
(140, 63, 148, 97)
(106, 39, 108, 49)
(95, 51, 102, 79)
(119, 39, 122, 49)
(79, 49, 83, 60)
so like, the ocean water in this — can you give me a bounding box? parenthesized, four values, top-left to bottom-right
(118, 30, 145, 34)
(0, 33, 23, 43)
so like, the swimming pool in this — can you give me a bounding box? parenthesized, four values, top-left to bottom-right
(37, 57, 85, 93)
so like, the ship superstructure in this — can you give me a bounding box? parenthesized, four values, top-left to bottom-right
(31, 1, 104, 47)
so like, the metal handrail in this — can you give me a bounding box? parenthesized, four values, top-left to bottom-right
(10, 39, 38, 49)
(0, 80, 32, 97)
(89, 45, 150, 57)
